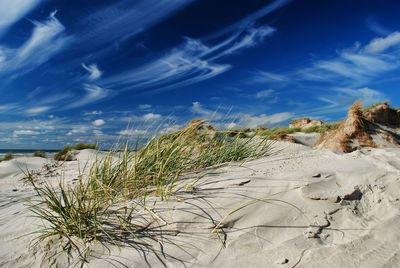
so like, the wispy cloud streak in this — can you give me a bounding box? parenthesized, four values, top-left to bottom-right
(99, 0, 291, 92)
(102, 25, 275, 92)
(77, 0, 195, 49)
(254, 31, 400, 88)
(66, 84, 113, 109)
(0, 0, 40, 36)
(82, 63, 103, 80)
(0, 12, 71, 78)
(300, 32, 400, 86)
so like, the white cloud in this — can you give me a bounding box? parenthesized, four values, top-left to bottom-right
(256, 89, 274, 98)
(0, 103, 20, 112)
(36, 92, 73, 105)
(238, 112, 293, 128)
(67, 84, 112, 108)
(365, 18, 391, 36)
(251, 71, 288, 84)
(159, 124, 182, 134)
(102, 37, 231, 92)
(0, 0, 40, 36)
(138, 104, 152, 110)
(191, 101, 220, 118)
(82, 63, 103, 80)
(94, 0, 291, 93)
(92, 119, 105, 126)
(0, 11, 71, 78)
(286, 31, 400, 86)
(102, 23, 277, 92)
(13, 130, 40, 136)
(66, 126, 90, 136)
(77, 0, 196, 49)
(118, 129, 148, 136)
(1, 118, 63, 131)
(84, 110, 103, 115)
(190, 101, 292, 128)
(213, 26, 275, 58)
(365, 32, 400, 53)
(142, 113, 162, 121)
(210, 0, 291, 37)
(93, 129, 103, 135)
(334, 87, 385, 106)
(226, 122, 237, 129)
(26, 106, 51, 115)
(309, 87, 386, 116)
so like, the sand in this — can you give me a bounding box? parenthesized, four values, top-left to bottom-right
(1, 145, 400, 267)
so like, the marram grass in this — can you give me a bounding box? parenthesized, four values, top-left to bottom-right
(28, 120, 275, 263)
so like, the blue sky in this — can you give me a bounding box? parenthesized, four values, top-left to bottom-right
(1, 0, 400, 149)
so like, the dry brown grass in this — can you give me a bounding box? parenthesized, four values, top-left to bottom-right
(317, 102, 376, 152)
(363, 101, 400, 126)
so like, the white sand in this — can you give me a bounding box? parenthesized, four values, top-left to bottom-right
(1, 145, 400, 267)
(289, 132, 320, 147)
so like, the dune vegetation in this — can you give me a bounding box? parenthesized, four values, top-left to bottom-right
(32, 151, 47, 158)
(230, 122, 340, 140)
(28, 120, 275, 261)
(54, 143, 98, 161)
(0, 153, 13, 162)
(14, 102, 400, 265)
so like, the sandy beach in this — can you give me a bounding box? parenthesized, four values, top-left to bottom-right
(1, 140, 399, 267)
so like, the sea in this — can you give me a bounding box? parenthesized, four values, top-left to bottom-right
(0, 149, 59, 159)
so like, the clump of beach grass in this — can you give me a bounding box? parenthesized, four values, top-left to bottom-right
(89, 120, 275, 200)
(1, 153, 14, 162)
(29, 179, 104, 243)
(54, 143, 98, 161)
(33, 151, 47, 158)
(29, 119, 276, 262)
(72, 143, 98, 150)
(54, 145, 73, 161)
(257, 127, 301, 139)
(302, 122, 340, 134)
(363, 100, 390, 111)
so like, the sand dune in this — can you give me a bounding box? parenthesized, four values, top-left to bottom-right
(0, 144, 399, 267)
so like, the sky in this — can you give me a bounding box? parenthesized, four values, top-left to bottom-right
(1, 0, 400, 149)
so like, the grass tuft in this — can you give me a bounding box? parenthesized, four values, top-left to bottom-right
(1, 153, 14, 162)
(54, 143, 98, 161)
(33, 151, 47, 158)
(54, 146, 74, 161)
(363, 100, 390, 111)
(29, 179, 103, 243)
(88, 121, 275, 200)
(29, 120, 276, 263)
(257, 127, 301, 139)
(72, 143, 98, 150)
(302, 123, 340, 134)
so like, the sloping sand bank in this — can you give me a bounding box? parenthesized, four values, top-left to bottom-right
(1, 145, 400, 267)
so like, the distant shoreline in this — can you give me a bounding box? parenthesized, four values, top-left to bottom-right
(0, 149, 60, 153)
(0, 149, 59, 158)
